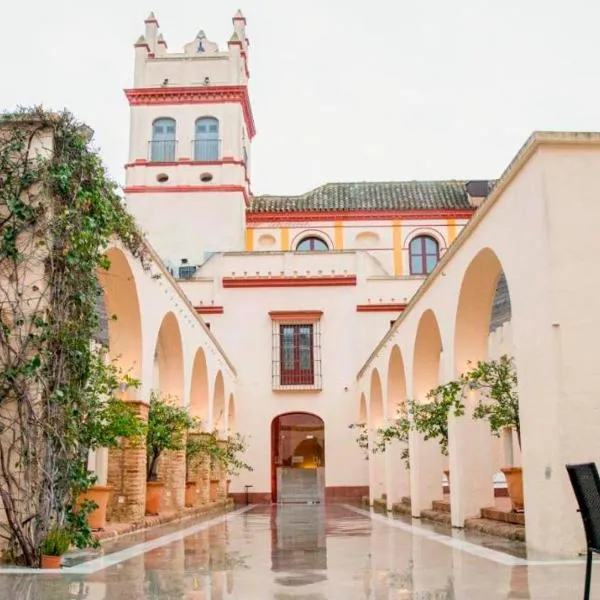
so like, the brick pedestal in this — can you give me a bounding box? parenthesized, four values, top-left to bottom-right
(107, 401, 149, 524)
(187, 433, 211, 507)
(216, 440, 228, 501)
(158, 449, 186, 512)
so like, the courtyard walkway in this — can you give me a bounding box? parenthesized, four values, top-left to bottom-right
(0, 504, 594, 599)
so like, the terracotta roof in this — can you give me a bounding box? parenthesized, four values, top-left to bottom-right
(249, 180, 476, 213)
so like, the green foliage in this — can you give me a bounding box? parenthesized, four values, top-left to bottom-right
(220, 432, 253, 477)
(409, 380, 465, 456)
(348, 423, 369, 458)
(463, 354, 520, 448)
(39, 527, 71, 556)
(0, 107, 147, 565)
(372, 409, 411, 468)
(146, 391, 195, 481)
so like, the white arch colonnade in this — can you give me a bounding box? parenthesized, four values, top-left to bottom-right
(357, 132, 600, 556)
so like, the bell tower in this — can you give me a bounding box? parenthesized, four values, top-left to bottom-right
(124, 10, 254, 274)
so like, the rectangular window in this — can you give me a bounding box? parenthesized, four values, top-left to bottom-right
(270, 313, 322, 391)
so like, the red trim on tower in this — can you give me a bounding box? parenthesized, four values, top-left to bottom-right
(356, 303, 408, 312)
(194, 306, 224, 315)
(124, 86, 256, 139)
(222, 276, 356, 288)
(228, 40, 243, 48)
(134, 42, 151, 52)
(125, 158, 246, 169)
(233, 15, 247, 24)
(124, 184, 250, 207)
(240, 51, 250, 78)
(144, 18, 160, 26)
(269, 310, 323, 321)
(246, 208, 475, 224)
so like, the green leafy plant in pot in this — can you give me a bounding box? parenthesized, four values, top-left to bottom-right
(39, 527, 72, 569)
(146, 391, 195, 515)
(463, 354, 523, 511)
(185, 428, 222, 507)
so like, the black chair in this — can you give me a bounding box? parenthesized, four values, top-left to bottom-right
(566, 463, 600, 600)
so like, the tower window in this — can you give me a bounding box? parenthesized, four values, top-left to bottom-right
(150, 118, 177, 162)
(194, 117, 220, 161)
(296, 236, 329, 252)
(409, 235, 439, 275)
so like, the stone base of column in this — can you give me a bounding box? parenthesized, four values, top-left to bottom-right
(106, 401, 149, 524)
(158, 450, 186, 513)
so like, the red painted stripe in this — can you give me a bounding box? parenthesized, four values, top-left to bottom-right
(356, 303, 407, 312)
(222, 276, 356, 288)
(124, 184, 250, 207)
(194, 306, 224, 315)
(246, 209, 474, 224)
(124, 86, 256, 139)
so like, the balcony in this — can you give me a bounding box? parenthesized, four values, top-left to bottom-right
(192, 139, 221, 162)
(148, 140, 177, 162)
(178, 265, 197, 280)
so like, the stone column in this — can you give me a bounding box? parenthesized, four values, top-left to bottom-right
(217, 440, 228, 501)
(385, 439, 410, 510)
(447, 392, 495, 528)
(408, 429, 444, 518)
(188, 432, 212, 507)
(158, 449, 186, 513)
(107, 400, 148, 523)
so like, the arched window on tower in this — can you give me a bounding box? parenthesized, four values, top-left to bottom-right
(296, 236, 329, 252)
(409, 235, 439, 275)
(150, 118, 176, 162)
(194, 117, 220, 161)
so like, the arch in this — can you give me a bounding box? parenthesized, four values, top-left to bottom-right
(412, 309, 443, 400)
(212, 371, 225, 430)
(296, 236, 329, 252)
(189, 348, 209, 422)
(194, 116, 220, 161)
(227, 393, 236, 432)
(271, 412, 325, 502)
(355, 231, 380, 247)
(290, 229, 334, 251)
(358, 393, 367, 424)
(387, 345, 407, 417)
(152, 312, 184, 402)
(454, 248, 508, 373)
(97, 248, 143, 386)
(369, 369, 384, 426)
(409, 235, 440, 275)
(404, 227, 446, 250)
(151, 117, 176, 162)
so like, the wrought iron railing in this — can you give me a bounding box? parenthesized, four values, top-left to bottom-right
(192, 139, 221, 162)
(178, 265, 197, 280)
(148, 140, 177, 162)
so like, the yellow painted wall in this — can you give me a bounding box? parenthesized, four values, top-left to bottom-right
(281, 228, 290, 251)
(334, 221, 344, 249)
(447, 219, 458, 245)
(245, 229, 254, 251)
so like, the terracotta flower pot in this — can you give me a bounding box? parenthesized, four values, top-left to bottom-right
(501, 467, 524, 512)
(40, 554, 62, 569)
(185, 481, 196, 507)
(210, 479, 219, 502)
(145, 481, 165, 515)
(78, 485, 113, 530)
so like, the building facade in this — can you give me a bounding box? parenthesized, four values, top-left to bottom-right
(124, 12, 486, 504)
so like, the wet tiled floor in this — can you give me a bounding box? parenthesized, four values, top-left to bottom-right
(0, 503, 594, 599)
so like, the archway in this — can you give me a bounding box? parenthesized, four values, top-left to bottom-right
(152, 312, 184, 402)
(387, 345, 407, 418)
(227, 394, 236, 432)
(189, 348, 209, 425)
(97, 248, 143, 389)
(271, 413, 325, 503)
(410, 309, 445, 515)
(369, 369, 384, 426)
(212, 371, 225, 432)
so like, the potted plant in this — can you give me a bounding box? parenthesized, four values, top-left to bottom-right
(76, 364, 145, 529)
(464, 354, 523, 511)
(146, 391, 195, 515)
(210, 432, 252, 501)
(39, 526, 71, 569)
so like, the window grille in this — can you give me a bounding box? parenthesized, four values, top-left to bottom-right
(272, 320, 322, 391)
(178, 265, 197, 280)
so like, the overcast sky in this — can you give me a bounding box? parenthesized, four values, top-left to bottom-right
(2, 1, 599, 195)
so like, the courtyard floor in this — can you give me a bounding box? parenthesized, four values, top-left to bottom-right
(0, 503, 594, 599)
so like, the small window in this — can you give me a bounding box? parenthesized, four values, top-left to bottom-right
(296, 236, 328, 252)
(194, 117, 220, 161)
(409, 235, 439, 275)
(271, 315, 322, 390)
(150, 118, 176, 162)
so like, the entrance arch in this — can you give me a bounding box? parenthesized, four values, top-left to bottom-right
(271, 412, 325, 503)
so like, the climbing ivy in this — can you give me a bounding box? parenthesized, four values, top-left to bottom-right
(0, 107, 146, 565)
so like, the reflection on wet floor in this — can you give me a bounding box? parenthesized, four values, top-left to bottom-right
(0, 503, 594, 599)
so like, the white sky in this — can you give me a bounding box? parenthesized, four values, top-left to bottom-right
(2, 1, 600, 195)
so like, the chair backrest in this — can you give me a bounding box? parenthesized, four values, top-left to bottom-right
(566, 462, 600, 550)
